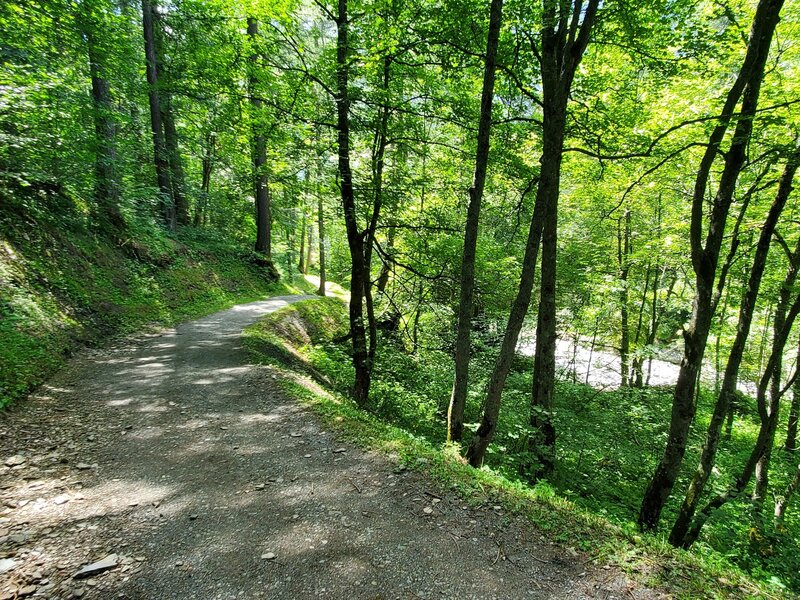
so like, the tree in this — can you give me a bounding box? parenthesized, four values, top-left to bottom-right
(448, 0, 504, 443)
(638, 0, 785, 532)
(248, 17, 272, 256)
(142, 0, 174, 229)
(466, 0, 601, 471)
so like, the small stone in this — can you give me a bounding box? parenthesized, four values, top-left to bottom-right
(174, 561, 184, 567)
(73, 554, 119, 579)
(254, 484, 265, 491)
(303, 454, 311, 458)
(17, 586, 36, 597)
(423, 507, 433, 515)
(189, 514, 198, 520)
(261, 552, 276, 560)
(53, 494, 70, 505)
(290, 433, 302, 438)
(75, 464, 92, 471)
(332, 448, 346, 454)
(5, 455, 25, 467)
(0, 558, 16, 574)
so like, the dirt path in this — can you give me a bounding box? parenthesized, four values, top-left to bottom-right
(1, 296, 661, 599)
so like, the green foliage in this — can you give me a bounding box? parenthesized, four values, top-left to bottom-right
(245, 298, 784, 599)
(0, 184, 285, 407)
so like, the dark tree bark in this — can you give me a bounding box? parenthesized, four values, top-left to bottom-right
(195, 131, 215, 227)
(141, 0, 174, 229)
(466, 0, 599, 469)
(528, 0, 600, 479)
(78, 4, 124, 231)
(668, 144, 799, 547)
(448, 0, 504, 443)
(638, 0, 784, 532)
(681, 291, 800, 547)
(248, 17, 272, 256)
(160, 92, 189, 225)
(335, 0, 370, 407)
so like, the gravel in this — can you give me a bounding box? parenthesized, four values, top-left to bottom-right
(0, 295, 665, 599)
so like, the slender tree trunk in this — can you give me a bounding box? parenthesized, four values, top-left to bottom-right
(363, 54, 392, 368)
(317, 189, 326, 296)
(80, 5, 124, 230)
(161, 93, 189, 225)
(631, 263, 652, 388)
(668, 144, 798, 546)
(465, 186, 545, 465)
(195, 131, 214, 227)
(141, 0, 173, 229)
(377, 224, 394, 293)
(298, 211, 306, 273)
(775, 463, 800, 528)
(681, 292, 800, 547)
(618, 209, 631, 387)
(638, 0, 783, 532)
(785, 338, 800, 451)
(305, 224, 313, 273)
(248, 17, 271, 256)
(448, 0, 504, 443)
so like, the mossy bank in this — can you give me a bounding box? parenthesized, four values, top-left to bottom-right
(0, 184, 295, 408)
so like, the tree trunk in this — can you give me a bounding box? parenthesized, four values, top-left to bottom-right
(161, 92, 189, 226)
(195, 131, 214, 227)
(465, 185, 545, 466)
(448, 0, 504, 443)
(141, 0, 173, 230)
(785, 338, 800, 451)
(527, 0, 599, 480)
(305, 224, 313, 273)
(681, 291, 800, 547)
(298, 211, 306, 273)
(317, 189, 326, 296)
(618, 209, 631, 388)
(467, 0, 600, 469)
(335, 0, 370, 407)
(775, 463, 800, 529)
(79, 4, 124, 230)
(638, 0, 783, 532)
(248, 17, 271, 256)
(668, 143, 798, 547)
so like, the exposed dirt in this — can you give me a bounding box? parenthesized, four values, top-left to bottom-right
(0, 295, 666, 599)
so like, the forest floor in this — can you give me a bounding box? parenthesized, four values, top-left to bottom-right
(0, 295, 666, 600)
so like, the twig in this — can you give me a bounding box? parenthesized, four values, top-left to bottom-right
(346, 477, 362, 494)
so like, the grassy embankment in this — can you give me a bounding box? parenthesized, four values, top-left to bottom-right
(244, 297, 793, 600)
(0, 186, 315, 408)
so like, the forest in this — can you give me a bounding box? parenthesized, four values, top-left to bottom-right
(2, 0, 800, 595)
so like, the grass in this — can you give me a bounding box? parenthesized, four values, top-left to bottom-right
(244, 297, 789, 600)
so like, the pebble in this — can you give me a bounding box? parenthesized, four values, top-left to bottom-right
(5, 455, 25, 467)
(261, 552, 276, 560)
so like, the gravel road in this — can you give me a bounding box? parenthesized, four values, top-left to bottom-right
(0, 295, 663, 599)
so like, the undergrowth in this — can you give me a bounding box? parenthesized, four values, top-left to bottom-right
(0, 185, 312, 408)
(244, 298, 789, 599)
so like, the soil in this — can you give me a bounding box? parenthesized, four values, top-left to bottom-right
(0, 295, 666, 599)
